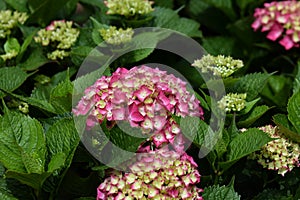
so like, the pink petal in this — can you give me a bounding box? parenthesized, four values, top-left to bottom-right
(279, 36, 294, 50)
(133, 85, 153, 102)
(112, 108, 126, 121)
(266, 24, 283, 41)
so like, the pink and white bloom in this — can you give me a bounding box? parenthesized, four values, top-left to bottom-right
(252, 1, 300, 50)
(97, 148, 203, 200)
(73, 65, 204, 149)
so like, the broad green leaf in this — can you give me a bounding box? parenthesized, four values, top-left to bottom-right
(202, 36, 236, 56)
(293, 61, 300, 94)
(238, 105, 270, 127)
(70, 46, 106, 66)
(203, 0, 236, 20)
(227, 128, 272, 161)
(4, 38, 20, 53)
(238, 98, 260, 115)
(19, 48, 50, 71)
(151, 7, 201, 37)
(214, 129, 230, 158)
(0, 164, 33, 200)
(46, 118, 80, 169)
(49, 74, 73, 113)
(16, 30, 37, 62)
(273, 114, 300, 143)
(3, 91, 57, 114)
(0, 0, 6, 10)
(261, 75, 292, 107)
(0, 110, 46, 174)
(106, 122, 146, 152)
(227, 73, 271, 100)
(287, 92, 300, 133)
(27, 0, 72, 25)
(187, 0, 230, 34)
(4, 0, 28, 12)
(47, 152, 66, 172)
(0, 67, 28, 97)
(180, 116, 221, 156)
(153, 0, 173, 8)
(101, 122, 146, 167)
(202, 185, 240, 200)
(79, 0, 103, 7)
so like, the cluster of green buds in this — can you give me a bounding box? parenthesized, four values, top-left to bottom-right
(104, 0, 154, 18)
(249, 125, 300, 176)
(192, 54, 244, 78)
(0, 49, 18, 61)
(218, 93, 247, 112)
(18, 102, 29, 114)
(34, 20, 79, 60)
(0, 10, 28, 38)
(100, 26, 134, 45)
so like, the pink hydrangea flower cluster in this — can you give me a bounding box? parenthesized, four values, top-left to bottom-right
(73, 65, 203, 148)
(97, 148, 203, 200)
(252, 1, 300, 50)
(248, 125, 300, 176)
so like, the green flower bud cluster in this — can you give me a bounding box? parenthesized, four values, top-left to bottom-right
(249, 125, 300, 176)
(100, 26, 134, 45)
(218, 93, 247, 112)
(0, 50, 18, 61)
(104, 0, 154, 17)
(0, 10, 28, 38)
(34, 20, 79, 60)
(18, 102, 29, 114)
(192, 54, 244, 78)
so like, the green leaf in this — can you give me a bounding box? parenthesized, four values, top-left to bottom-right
(180, 116, 220, 157)
(4, 38, 20, 53)
(0, 164, 33, 200)
(287, 92, 300, 133)
(46, 118, 80, 170)
(4, 0, 28, 12)
(273, 114, 300, 143)
(220, 128, 272, 170)
(16, 30, 37, 62)
(202, 184, 240, 200)
(153, 0, 173, 8)
(227, 73, 271, 100)
(27, 0, 72, 25)
(49, 73, 73, 113)
(0, 67, 28, 97)
(5, 171, 51, 190)
(202, 36, 236, 56)
(238, 105, 270, 127)
(0, 109, 46, 174)
(70, 46, 95, 66)
(151, 7, 201, 37)
(19, 48, 50, 71)
(101, 121, 146, 167)
(293, 61, 300, 94)
(204, 0, 236, 20)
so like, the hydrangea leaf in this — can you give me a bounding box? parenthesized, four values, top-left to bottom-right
(202, 185, 240, 200)
(219, 128, 272, 170)
(202, 36, 236, 56)
(293, 61, 300, 94)
(4, 38, 20, 53)
(227, 72, 271, 100)
(238, 105, 270, 127)
(273, 114, 300, 143)
(0, 109, 46, 174)
(49, 74, 73, 114)
(0, 67, 29, 98)
(19, 48, 50, 71)
(151, 7, 201, 37)
(287, 92, 300, 133)
(46, 118, 80, 170)
(4, 0, 28, 12)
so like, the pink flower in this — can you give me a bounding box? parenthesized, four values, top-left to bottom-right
(252, 1, 300, 50)
(97, 148, 203, 199)
(73, 65, 204, 149)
